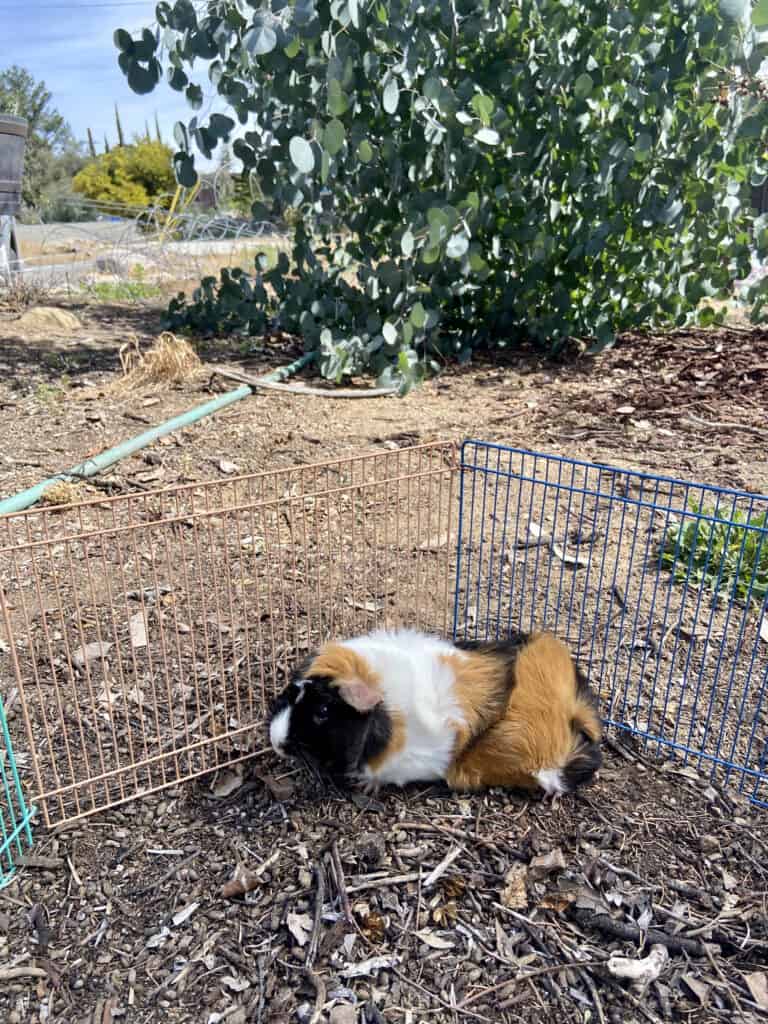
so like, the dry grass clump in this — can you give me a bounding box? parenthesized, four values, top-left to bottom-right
(39, 480, 84, 506)
(118, 332, 203, 389)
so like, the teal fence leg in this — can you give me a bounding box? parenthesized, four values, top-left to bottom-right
(0, 694, 35, 888)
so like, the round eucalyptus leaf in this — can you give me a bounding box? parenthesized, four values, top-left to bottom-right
(289, 136, 315, 174)
(244, 22, 277, 56)
(446, 232, 470, 259)
(474, 127, 500, 145)
(383, 321, 398, 344)
(174, 152, 198, 187)
(383, 78, 400, 114)
(357, 139, 374, 162)
(324, 118, 346, 155)
(114, 28, 134, 53)
(574, 72, 593, 99)
(401, 230, 415, 257)
(410, 301, 426, 328)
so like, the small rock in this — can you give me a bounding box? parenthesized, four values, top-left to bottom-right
(330, 1005, 358, 1024)
(700, 835, 719, 854)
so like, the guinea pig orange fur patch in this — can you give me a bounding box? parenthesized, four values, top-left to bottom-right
(446, 632, 601, 793)
(439, 652, 511, 752)
(308, 643, 381, 692)
(366, 709, 407, 773)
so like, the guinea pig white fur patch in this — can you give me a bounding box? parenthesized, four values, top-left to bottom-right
(269, 706, 291, 756)
(342, 628, 466, 787)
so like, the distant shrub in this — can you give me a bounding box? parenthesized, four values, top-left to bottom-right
(72, 140, 175, 212)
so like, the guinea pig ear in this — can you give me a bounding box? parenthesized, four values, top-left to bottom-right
(338, 679, 382, 713)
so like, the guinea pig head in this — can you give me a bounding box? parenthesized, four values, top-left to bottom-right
(268, 643, 389, 780)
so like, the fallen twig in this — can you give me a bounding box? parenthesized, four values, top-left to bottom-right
(301, 966, 326, 1024)
(459, 959, 607, 1009)
(328, 840, 353, 925)
(306, 862, 326, 969)
(0, 966, 48, 982)
(681, 413, 766, 440)
(570, 907, 706, 957)
(129, 850, 198, 896)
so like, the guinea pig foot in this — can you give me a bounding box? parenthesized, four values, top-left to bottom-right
(354, 774, 381, 796)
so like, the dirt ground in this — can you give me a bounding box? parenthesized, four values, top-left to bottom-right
(1, 298, 767, 1024)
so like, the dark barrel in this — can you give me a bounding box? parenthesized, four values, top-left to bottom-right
(0, 115, 29, 216)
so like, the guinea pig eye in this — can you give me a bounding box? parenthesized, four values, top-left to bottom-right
(313, 702, 329, 724)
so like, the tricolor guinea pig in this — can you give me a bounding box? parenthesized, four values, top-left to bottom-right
(267, 628, 602, 797)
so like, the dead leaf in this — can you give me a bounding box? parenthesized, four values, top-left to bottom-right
(257, 772, 296, 801)
(528, 521, 547, 540)
(415, 928, 455, 950)
(681, 973, 710, 1005)
(172, 902, 199, 927)
(500, 863, 528, 909)
(744, 972, 768, 1010)
(146, 926, 171, 949)
(340, 955, 400, 979)
(71, 641, 111, 669)
(129, 611, 147, 649)
(220, 975, 250, 994)
(528, 848, 567, 881)
(494, 919, 520, 962)
(616, 404, 636, 415)
(287, 911, 313, 947)
(222, 865, 260, 899)
(551, 541, 588, 568)
(218, 459, 239, 475)
(211, 764, 244, 799)
(721, 868, 738, 892)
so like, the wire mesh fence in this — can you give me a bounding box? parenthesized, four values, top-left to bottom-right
(1, 438, 766, 835)
(453, 441, 768, 807)
(0, 443, 458, 827)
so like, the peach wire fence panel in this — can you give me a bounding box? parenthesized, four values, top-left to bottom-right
(0, 442, 459, 827)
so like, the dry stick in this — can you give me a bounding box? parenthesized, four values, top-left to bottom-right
(306, 862, 326, 969)
(397, 819, 516, 855)
(329, 840, 353, 925)
(346, 871, 422, 894)
(0, 966, 49, 982)
(704, 944, 747, 1019)
(129, 850, 198, 896)
(603, 977, 666, 1024)
(302, 966, 326, 1024)
(212, 367, 398, 400)
(569, 907, 706, 957)
(391, 966, 495, 1024)
(681, 413, 767, 440)
(459, 959, 607, 1010)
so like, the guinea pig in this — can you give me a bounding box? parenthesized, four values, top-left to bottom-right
(267, 627, 602, 797)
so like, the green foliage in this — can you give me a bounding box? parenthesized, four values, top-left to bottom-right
(0, 64, 85, 209)
(87, 276, 162, 303)
(661, 504, 768, 607)
(72, 140, 175, 211)
(165, 246, 281, 332)
(120, 2, 768, 390)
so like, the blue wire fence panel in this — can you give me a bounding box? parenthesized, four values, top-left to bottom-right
(0, 693, 34, 887)
(453, 441, 768, 808)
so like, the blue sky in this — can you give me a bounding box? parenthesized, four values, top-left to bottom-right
(3, 0, 221, 166)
